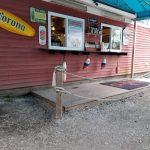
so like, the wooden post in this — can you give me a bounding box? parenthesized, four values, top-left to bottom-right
(55, 66, 64, 119)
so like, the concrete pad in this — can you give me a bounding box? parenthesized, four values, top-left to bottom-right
(134, 77, 150, 82)
(32, 82, 128, 110)
(32, 77, 150, 112)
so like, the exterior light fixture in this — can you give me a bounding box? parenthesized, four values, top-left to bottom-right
(83, 56, 91, 69)
(51, 26, 55, 31)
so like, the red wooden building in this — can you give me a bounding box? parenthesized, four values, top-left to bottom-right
(0, 0, 150, 94)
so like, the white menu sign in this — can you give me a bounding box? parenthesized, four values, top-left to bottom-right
(67, 19, 83, 49)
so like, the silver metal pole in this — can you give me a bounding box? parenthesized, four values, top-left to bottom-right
(131, 20, 137, 79)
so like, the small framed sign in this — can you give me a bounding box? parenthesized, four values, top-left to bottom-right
(123, 27, 130, 45)
(88, 17, 98, 23)
(39, 26, 46, 45)
(30, 7, 46, 24)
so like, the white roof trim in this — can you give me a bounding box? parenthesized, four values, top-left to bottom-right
(74, 0, 136, 19)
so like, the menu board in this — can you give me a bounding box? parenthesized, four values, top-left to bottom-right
(67, 19, 84, 49)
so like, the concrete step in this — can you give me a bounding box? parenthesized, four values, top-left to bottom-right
(32, 88, 98, 111)
(32, 79, 150, 111)
(32, 82, 128, 111)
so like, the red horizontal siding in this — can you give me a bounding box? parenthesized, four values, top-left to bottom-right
(0, 0, 150, 90)
(133, 25, 150, 73)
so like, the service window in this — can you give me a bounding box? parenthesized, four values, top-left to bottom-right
(101, 23, 122, 52)
(48, 12, 85, 51)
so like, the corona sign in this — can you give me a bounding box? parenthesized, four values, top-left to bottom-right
(0, 9, 35, 37)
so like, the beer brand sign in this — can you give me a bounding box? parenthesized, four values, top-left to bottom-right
(0, 8, 35, 37)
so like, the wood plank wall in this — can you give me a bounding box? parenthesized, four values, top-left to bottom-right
(0, 0, 149, 90)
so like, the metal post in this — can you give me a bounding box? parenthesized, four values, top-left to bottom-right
(131, 20, 137, 79)
(55, 66, 64, 119)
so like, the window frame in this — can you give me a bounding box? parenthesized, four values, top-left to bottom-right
(101, 23, 122, 52)
(48, 11, 85, 51)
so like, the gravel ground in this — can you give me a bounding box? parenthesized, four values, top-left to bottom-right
(0, 88, 150, 150)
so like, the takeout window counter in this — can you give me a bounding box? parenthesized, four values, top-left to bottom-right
(48, 11, 85, 51)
